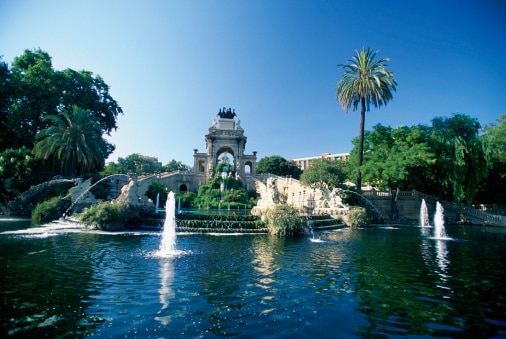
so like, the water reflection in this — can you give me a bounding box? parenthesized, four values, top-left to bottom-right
(155, 259, 175, 325)
(435, 240, 449, 278)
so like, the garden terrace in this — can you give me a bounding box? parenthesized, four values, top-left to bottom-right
(175, 212, 268, 233)
(307, 214, 344, 231)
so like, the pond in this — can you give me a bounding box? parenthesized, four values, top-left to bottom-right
(1, 217, 505, 338)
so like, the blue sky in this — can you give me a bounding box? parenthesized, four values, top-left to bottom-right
(1, 0, 505, 166)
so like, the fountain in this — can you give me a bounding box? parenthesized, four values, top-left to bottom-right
(433, 202, 448, 239)
(307, 217, 325, 243)
(420, 199, 431, 227)
(158, 191, 177, 256)
(336, 189, 387, 223)
(63, 174, 129, 217)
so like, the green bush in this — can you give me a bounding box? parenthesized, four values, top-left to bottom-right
(177, 191, 196, 208)
(80, 201, 143, 231)
(264, 204, 307, 236)
(346, 207, 370, 227)
(31, 196, 71, 225)
(146, 181, 168, 207)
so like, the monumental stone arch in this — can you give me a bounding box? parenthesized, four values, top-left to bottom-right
(114, 108, 259, 206)
(193, 108, 257, 189)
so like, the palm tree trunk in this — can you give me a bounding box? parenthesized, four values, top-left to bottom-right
(357, 97, 366, 192)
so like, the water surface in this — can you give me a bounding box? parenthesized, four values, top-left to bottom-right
(1, 218, 505, 337)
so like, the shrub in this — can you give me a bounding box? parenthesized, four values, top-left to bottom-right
(32, 196, 71, 225)
(264, 204, 307, 236)
(177, 191, 196, 208)
(346, 207, 370, 227)
(80, 201, 143, 231)
(146, 181, 168, 207)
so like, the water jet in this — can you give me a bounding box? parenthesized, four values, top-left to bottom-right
(420, 199, 431, 227)
(158, 191, 177, 256)
(434, 202, 449, 239)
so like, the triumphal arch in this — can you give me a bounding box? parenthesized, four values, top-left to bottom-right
(192, 108, 257, 189)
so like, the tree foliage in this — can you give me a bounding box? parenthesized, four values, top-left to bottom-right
(353, 114, 493, 205)
(0, 147, 47, 201)
(0, 49, 122, 203)
(358, 124, 435, 191)
(34, 106, 110, 175)
(483, 114, 506, 164)
(350, 124, 435, 218)
(256, 155, 302, 179)
(164, 159, 189, 172)
(336, 47, 397, 190)
(476, 115, 506, 204)
(429, 114, 491, 204)
(193, 162, 257, 209)
(300, 158, 349, 190)
(1, 49, 121, 152)
(145, 181, 168, 207)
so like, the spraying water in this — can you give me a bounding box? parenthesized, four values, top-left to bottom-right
(420, 199, 431, 227)
(336, 189, 386, 223)
(158, 192, 177, 255)
(434, 202, 448, 239)
(63, 174, 129, 217)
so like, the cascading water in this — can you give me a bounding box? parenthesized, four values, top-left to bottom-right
(420, 199, 431, 227)
(434, 202, 447, 239)
(158, 191, 177, 255)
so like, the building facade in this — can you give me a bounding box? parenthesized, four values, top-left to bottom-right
(293, 152, 350, 170)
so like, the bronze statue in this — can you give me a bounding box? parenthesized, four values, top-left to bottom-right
(217, 107, 237, 119)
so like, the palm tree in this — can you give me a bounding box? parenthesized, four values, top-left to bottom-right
(336, 47, 397, 191)
(34, 106, 109, 176)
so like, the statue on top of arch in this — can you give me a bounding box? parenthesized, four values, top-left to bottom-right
(218, 107, 237, 119)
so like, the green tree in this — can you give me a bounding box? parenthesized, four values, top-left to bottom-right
(0, 58, 14, 149)
(355, 124, 435, 218)
(300, 158, 349, 191)
(117, 154, 163, 175)
(483, 114, 506, 164)
(164, 159, 189, 172)
(477, 115, 506, 204)
(34, 106, 110, 175)
(145, 181, 168, 207)
(0, 147, 47, 201)
(336, 47, 397, 191)
(256, 155, 302, 179)
(102, 155, 189, 176)
(430, 114, 491, 204)
(1, 49, 122, 152)
(4, 49, 59, 150)
(58, 68, 122, 135)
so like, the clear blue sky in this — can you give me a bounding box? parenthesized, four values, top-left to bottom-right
(1, 0, 505, 166)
